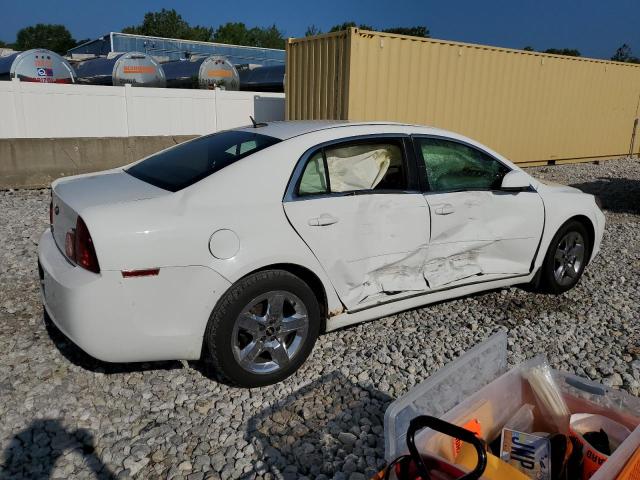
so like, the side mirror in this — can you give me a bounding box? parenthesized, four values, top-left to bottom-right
(501, 170, 531, 191)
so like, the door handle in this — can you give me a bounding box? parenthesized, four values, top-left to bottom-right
(308, 213, 339, 226)
(435, 204, 455, 215)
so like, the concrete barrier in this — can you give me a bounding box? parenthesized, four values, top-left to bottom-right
(0, 136, 196, 188)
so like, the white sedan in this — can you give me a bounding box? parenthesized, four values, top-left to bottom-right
(38, 121, 605, 386)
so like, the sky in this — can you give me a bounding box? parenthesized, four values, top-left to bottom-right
(1, 0, 639, 60)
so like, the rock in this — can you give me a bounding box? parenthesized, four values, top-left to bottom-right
(342, 459, 358, 474)
(338, 432, 357, 446)
(152, 450, 165, 463)
(195, 399, 213, 415)
(123, 456, 150, 476)
(1, 159, 639, 479)
(349, 473, 367, 480)
(194, 455, 211, 467)
(604, 373, 624, 387)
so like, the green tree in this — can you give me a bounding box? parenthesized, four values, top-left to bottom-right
(329, 21, 374, 32)
(14, 24, 76, 54)
(123, 9, 212, 41)
(523, 46, 535, 51)
(213, 22, 253, 46)
(305, 25, 322, 37)
(328, 22, 429, 38)
(543, 48, 581, 57)
(213, 22, 285, 49)
(384, 26, 429, 37)
(611, 43, 640, 63)
(249, 24, 286, 49)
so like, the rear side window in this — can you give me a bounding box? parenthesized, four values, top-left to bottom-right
(298, 140, 407, 196)
(298, 151, 328, 195)
(127, 130, 280, 192)
(416, 138, 508, 192)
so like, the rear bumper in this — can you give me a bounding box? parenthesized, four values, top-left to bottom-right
(38, 228, 231, 362)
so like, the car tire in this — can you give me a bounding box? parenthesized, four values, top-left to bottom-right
(203, 269, 321, 387)
(538, 220, 590, 294)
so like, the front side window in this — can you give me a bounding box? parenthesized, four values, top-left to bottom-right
(127, 130, 280, 192)
(416, 138, 508, 192)
(297, 140, 407, 196)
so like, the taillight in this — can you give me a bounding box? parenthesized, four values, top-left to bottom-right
(49, 199, 53, 227)
(65, 231, 75, 259)
(74, 217, 100, 273)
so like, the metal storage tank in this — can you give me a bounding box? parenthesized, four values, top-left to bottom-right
(162, 55, 240, 90)
(0, 49, 75, 83)
(287, 28, 640, 164)
(68, 32, 286, 65)
(239, 64, 285, 92)
(75, 51, 166, 87)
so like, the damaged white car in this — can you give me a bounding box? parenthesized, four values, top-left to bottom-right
(38, 121, 605, 386)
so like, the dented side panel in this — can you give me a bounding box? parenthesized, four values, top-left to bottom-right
(424, 190, 545, 287)
(423, 242, 488, 288)
(284, 188, 544, 310)
(283, 193, 430, 309)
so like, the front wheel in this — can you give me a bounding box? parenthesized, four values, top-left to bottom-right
(538, 220, 590, 294)
(203, 270, 320, 387)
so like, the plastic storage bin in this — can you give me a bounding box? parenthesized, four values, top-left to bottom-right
(384, 330, 640, 479)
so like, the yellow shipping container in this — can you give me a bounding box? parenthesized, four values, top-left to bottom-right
(286, 28, 640, 165)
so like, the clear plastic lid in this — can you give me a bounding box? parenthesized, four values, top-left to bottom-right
(384, 330, 509, 460)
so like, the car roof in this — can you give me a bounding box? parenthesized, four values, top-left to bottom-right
(235, 120, 438, 140)
(233, 120, 517, 171)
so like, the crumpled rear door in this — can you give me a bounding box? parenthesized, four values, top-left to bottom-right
(284, 193, 431, 309)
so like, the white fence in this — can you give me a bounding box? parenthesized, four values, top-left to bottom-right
(0, 80, 285, 139)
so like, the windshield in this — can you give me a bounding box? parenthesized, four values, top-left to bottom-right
(126, 130, 281, 192)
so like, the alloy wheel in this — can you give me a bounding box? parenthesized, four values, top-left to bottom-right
(553, 231, 585, 287)
(232, 291, 309, 374)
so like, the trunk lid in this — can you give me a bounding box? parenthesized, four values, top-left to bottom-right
(51, 170, 168, 259)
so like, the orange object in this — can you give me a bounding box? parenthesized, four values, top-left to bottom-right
(453, 418, 482, 458)
(582, 446, 608, 479)
(617, 447, 640, 480)
(207, 69, 233, 78)
(370, 469, 386, 480)
(570, 414, 632, 479)
(123, 66, 155, 74)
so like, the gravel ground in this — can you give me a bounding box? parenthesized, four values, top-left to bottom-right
(1, 157, 639, 479)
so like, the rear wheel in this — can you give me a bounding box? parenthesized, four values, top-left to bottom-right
(539, 220, 590, 294)
(204, 270, 320, 387)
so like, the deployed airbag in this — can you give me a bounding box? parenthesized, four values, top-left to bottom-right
(326, 147, 391, 192)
